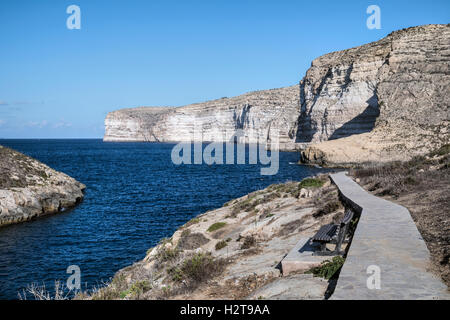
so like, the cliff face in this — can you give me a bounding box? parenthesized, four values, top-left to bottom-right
(0, 146, 86, 227)
(104, 24, 449, 164)
(104, 85, 301, 150)
(299, 24, 450, 165)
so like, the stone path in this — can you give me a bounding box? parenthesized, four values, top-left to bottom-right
(330, 172, 449, 300)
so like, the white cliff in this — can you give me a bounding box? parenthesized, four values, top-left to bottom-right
(104, 86, 301, 150)
(104, 24, 450, 164)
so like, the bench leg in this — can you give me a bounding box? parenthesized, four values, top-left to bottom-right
(313, 242, 346, 256)
(313, 243, 332, 256)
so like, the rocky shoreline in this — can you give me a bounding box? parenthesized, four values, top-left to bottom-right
(86, 175, 345, 300)
(0, 145, 86, 227)
(86, 144, 450, 299)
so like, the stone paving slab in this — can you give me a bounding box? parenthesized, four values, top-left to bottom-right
(281, 238, 331, 275)
(330, 172, 449, 300)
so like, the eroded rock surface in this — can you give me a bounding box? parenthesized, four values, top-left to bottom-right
(104, 86, 301, 150)
(0, 146, 86, 227)
(299, 24, 450, 165)
(104, 24, 449, 164)
(89, 176, 344, 300)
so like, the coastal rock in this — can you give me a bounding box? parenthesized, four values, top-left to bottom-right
(246, 274, 327, 300)
(90, 178, 344, 300)
(299, 24, 450, 165)
(0, 145, 86, 227)
(104, 85, 302, 150)
(299, 188, 312, 198)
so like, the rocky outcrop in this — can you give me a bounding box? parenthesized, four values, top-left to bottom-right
(104, 85, 301, 150)
(0, 146, 86, 227)
(299, 24, 450, 165)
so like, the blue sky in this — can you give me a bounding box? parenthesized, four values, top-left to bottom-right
(0, 0, 449, 138)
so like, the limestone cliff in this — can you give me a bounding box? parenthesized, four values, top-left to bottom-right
(104, 24, 449, 164)
(299, 24, 450, 165)
(0, 146, 86, 227)
(89, 176, 343, 300)
(104, 85, 301, 150)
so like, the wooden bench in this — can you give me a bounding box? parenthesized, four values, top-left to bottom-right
(310, 209, 354, 256)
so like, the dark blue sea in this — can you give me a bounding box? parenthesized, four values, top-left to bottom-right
(0, 139, 328, 299)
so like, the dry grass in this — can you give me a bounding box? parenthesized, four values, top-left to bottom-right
(18, 281, 73, 300)
(0, 146, 47, 189)
(215, 240, 227, 250)
(240, 235, 257, 250)
(168, 252, 228, 292)
(177, 229, 210, 250)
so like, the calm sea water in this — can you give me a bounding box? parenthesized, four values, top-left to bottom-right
(0, 139, 328, 299)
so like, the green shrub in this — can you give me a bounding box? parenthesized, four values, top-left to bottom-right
(299, 178, 324, 189)
(130, 281, 151, 296)
(169, 252, 226, 287)
(119, 290, 129, 299)
(240, 236, 256, 249)
(155, 245, 179, 265)
(118, 280, 152, 299)
(404, 176, 417, 185)
(215, 240, 227, 250)
(207, 222, 226, 232)
(231, 197, 257, 215)
(169, 266, 183, 282)
(181, 253, 213, 281)
(306, 256, 345, 279)
(430, 144, 450, 157)
(184, 217, 200, 228)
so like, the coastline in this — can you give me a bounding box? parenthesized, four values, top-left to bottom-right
(86, 174, 346, 300)
(85, 144, 450, 300)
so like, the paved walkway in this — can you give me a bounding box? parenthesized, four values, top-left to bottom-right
(330, 172, 449, 300)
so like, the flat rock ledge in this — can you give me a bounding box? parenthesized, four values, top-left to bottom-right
(0, 145, 86, 227)
(330, 172, 449, 300)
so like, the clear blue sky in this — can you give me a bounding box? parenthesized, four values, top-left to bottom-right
(0, 0, 449, 138)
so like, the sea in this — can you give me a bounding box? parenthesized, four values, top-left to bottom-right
(0, 139, 329, 299)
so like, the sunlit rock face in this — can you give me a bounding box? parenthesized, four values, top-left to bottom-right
(297, 51, 385, 143)
(299, 24, 450, 164)
(104, 86, 302, 150)
(104, 24, 449, 160)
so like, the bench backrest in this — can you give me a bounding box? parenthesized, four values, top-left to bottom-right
(341, 210, 354, 226)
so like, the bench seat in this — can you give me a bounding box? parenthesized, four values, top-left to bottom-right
(311, 224, 339, 242)
(310, 209, 355, 256)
